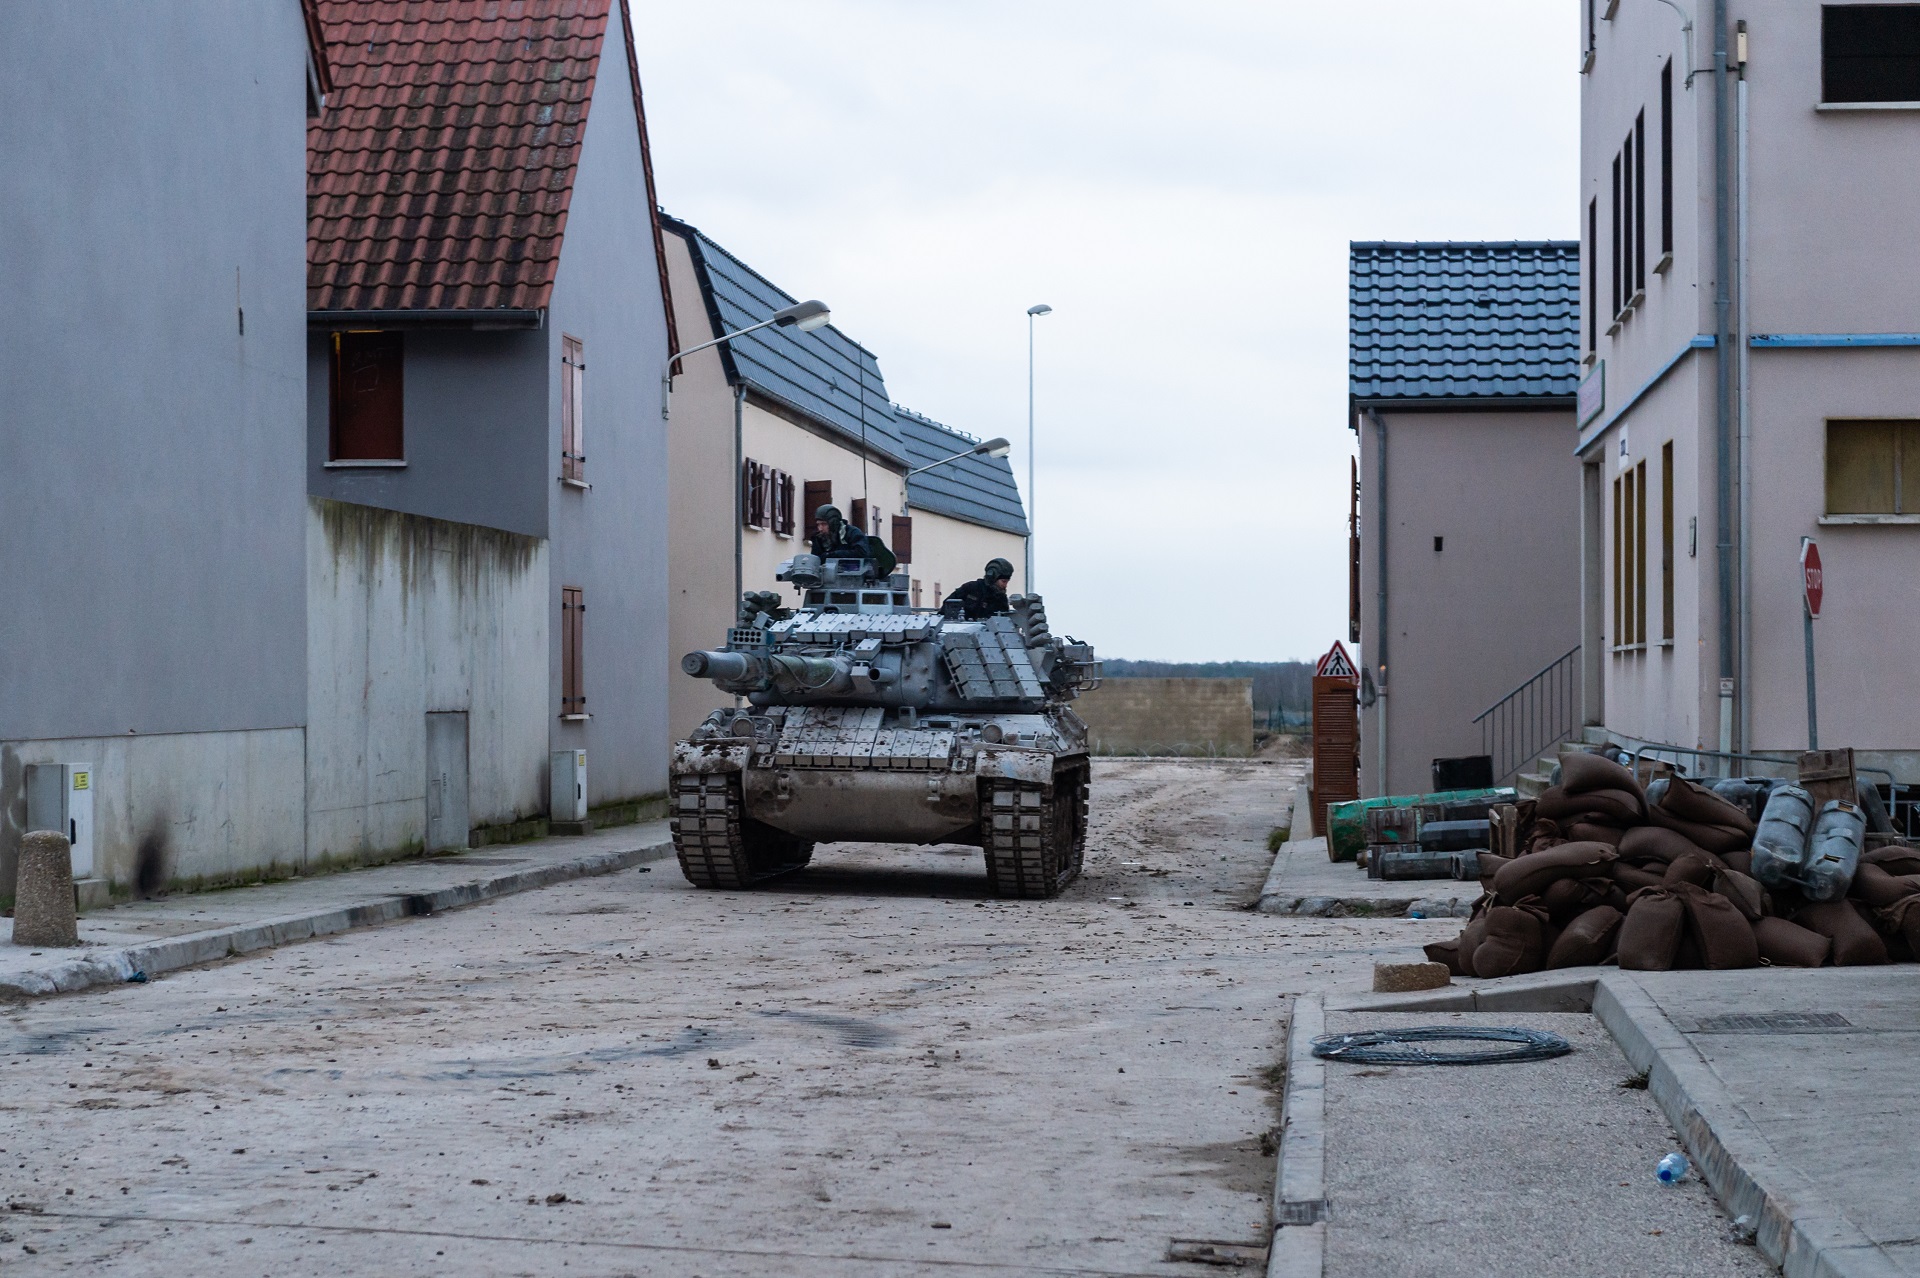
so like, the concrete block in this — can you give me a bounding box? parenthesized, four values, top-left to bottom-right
(13, 831, 79, 947)
(74, 878, 111, 913)
(1372, 961, 1450, 993)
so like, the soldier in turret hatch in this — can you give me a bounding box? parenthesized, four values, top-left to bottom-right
(947, 557, 1015, 619)
(810, 504, 869, 558)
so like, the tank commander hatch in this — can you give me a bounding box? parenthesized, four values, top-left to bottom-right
(945, 557, 1015, 620)
(810, 504, 869, 559)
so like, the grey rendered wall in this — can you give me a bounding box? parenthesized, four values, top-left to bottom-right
(1358, 408, 1582, 796)
(0, 2, 311, 892)
(543, 40, 674, 808)
(306, 328, 550, 539)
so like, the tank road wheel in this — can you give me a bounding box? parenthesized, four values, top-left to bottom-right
(670, 773, 812, 889)
(981, 775, 1081, 899)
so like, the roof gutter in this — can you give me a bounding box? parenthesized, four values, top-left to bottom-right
(1350, 395, 1577, 413)
(308, 309, 545, 331)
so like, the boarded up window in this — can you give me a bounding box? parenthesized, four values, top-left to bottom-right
(1824, 6, 1920, 103)
(561, 587, 585, 716)
(1632, 460, 1648, 645)
(890, 514, 914, 565)
(1612, 476, 1623, 646)
(773, 471, 796, 536)
(803, 481, 833, 531)
(1661, 442, 1675, 642)
(329, 331, 403, 460)
(561, 335, 585, 481)
(743, 459, 768, 528)
(1827, 419, 1919, 513)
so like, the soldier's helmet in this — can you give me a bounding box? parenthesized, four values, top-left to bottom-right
(985, 557, 1014, 583)
(815, 505, 842, 524)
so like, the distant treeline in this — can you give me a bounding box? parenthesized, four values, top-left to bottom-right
(1100, 660, 1313, 715)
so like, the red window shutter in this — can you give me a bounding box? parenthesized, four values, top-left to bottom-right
(849, 498, 867, 536)
(561, 335, 585, 481)
(329, 331, 404, 460)
(890, 514, 913, 564)
(803, 481, 832, 532)
(561, 587, 585, 714)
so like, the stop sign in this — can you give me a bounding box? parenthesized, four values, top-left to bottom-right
(1802, 538, 1824, 619)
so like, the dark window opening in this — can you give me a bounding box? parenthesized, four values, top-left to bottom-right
(1587, 198, 1599, 351)
(1824, 5, 1920, 103)
(890, 514, 914, 564)
(1611, 155, 1623, 317)
(329, 331, 403, 460)
(803, 480, 833, 532)
(1661, 441, 1675, 641)
(1633, 111, 1647, 295)
(1660, 61, 1675, 258)
(1433, 535, 1444, 553)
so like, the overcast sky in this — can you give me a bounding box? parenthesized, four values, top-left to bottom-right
(634, 1, 1579, 663)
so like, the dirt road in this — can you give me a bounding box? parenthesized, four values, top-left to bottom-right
(0, 757, 1464, 1276)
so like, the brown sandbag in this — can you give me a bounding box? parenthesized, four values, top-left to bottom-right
(1560, 752, 1646, 802)
(1645, 805, 1751, 854)
(1753, 916, 1832, 967)
(1524, 817, 1568, 855)
(1674, 883, 1760, 969)
(1663, 852, 1718, 889)
(1547, 904, 1623, 968)
(1476, 852, 1510, 894)
(1712, 868, 1767, 921)
(1541, 875, 1611, 922)
(1850, 862, 1920, 910)
(1722, 849, 1754, 876)
(1612, 862, 1666, 892)
(1533, 787, 1643, 826)
(1473, 900, 1551, 978)
(1793, 900, 1889, 966)
(1492, 841, 1619, 904)
(1567, 822, 1625, 847)
(1620, 825, 1710, 866)
(1423, 939, 1465, 976)
(1659, 777, 1757, 837)
(1617, 888, 1685, 971)
(1863, 844, 1920, 877)
(1457, 909, 1491, 974)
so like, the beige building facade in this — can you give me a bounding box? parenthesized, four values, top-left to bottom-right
(1577, 1, 1920, 781)
(661, 218, 1027, 741)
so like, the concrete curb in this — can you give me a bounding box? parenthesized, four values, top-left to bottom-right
(1267, 993, 1327, 1278)
(0, 839, 673, 1001)
(1256, 894, 1475, 919)
(1592, 974, 1908, 1278)
(1325, 970, 1601, 1015)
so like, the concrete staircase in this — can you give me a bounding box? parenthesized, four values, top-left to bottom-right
(1514, 727, 1612, 798)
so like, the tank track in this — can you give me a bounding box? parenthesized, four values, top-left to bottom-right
(980, 761, 1090, 899)
(669, 773, 813, 889)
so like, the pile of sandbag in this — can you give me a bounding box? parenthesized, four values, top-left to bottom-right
(1424, 750, 1920, 977)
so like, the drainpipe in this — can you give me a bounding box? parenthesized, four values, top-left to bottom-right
(1736, 27, 1752, 755)
(733, 382, 746, 710)
(1712, 0, 1738, 768)
(1366, 408, 1390, 794)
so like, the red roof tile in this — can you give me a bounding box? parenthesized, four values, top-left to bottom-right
(307, 0, 613, 313)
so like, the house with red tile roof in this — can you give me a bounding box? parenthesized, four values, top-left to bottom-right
(303, 0, 677, 858)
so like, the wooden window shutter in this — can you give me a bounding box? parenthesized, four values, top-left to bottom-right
(803, 481, 832, 530)
(890, 514, 914, 565)
(849, 498, 867, 536)
(561, 587, 585, 715)
(329, 331, 404, 460)
(1612, 476, 1623, 646)
(776, 472, 795, 535)
(1661, 442, 1675, 641)
(561, 335, 585, 481)
(1634, 459, 1648, 645)
(743, 459, 766, 528)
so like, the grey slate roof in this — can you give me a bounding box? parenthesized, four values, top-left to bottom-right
(661, 213, 906, 465)
(1350, 241, 1580, 404)
(894, 407, 1029, 537)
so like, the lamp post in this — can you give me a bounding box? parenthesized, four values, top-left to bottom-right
(1025, 303, 1051, 593)
(660, 298, 831, 609)
(906, 436, 1012, 481)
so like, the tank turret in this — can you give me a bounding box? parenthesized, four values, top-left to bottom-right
(669, 549, 1099, 899)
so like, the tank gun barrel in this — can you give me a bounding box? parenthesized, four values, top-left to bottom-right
(681, 648, 865, 697)
(682, 649, 755, 681)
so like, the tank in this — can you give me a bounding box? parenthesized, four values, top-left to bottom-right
(670, 549, 1102, 899)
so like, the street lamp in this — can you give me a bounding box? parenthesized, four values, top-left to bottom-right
(906, 436, 1012, 478)
(1025, 303, 1051, 593)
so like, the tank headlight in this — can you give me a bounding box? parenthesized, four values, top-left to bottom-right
(730, 715, 757, 738)
(980, 724, 1005, 744)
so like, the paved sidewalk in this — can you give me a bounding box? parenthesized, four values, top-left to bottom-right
(1, 820, 671, 998)
(1256, 778, 1475, 918)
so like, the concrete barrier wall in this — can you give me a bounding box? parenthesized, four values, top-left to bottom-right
(1075, 678, 1254, 757)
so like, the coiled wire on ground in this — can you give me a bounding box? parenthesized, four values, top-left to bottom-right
(1311, 1026, 1572, 1066)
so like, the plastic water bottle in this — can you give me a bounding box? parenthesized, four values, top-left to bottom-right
(1656, 1152, 1689, 1184)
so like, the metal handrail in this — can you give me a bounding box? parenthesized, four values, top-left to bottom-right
(1472, 644, 1583, 785)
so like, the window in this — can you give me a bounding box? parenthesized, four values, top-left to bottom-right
(773, 470, 796, 536)
(1586, 199, 1599, 352)
(1611, 155, 1623, 317)
(1660, 62, 1674, 263)
(329, 331, 404, 460)
(1612, 476, 1623, 642)
(1827, 420, 1920, 513)
(1658, 441, 1674, 640)
(1583, 0, 1597, 72)
(1633, 111, 1647, 297)
(912, 578, 923, 608)
(890, 514, 914, 565)
(561, 587, 585, 717)
(1613, 463, 1648, 647)
(803, 481, 833, 533)
(849, 498, 868, 536)
(560, 335, 585, 482)
(1823, 6, 1920, 103)
(743, 459, 768, 528)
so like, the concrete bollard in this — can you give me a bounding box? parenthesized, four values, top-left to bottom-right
(12, 830, 80, 947)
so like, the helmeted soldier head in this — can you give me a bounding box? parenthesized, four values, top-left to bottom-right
(985, 558, 1014, 587)
(814, 504, 843, 535)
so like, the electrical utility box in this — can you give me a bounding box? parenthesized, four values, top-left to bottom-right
(24, 762, 96, 878)
(550, 749, 588, 823)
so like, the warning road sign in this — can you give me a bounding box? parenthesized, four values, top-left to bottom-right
(1315, 641, 1357, 681)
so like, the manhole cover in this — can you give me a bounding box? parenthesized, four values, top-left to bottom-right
(1693, 1012, 1853, 1033)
